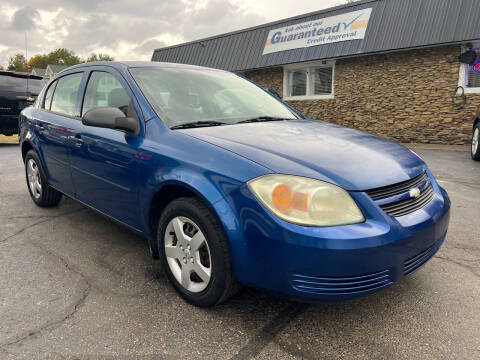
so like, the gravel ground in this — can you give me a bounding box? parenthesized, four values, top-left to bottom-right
(0, 143, 479, 360)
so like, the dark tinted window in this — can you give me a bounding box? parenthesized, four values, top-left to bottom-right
(82, 71, 131, 116)
(27, 79, 45, 95)
(50, 73, 83, 116)
(0, 75, 28, 92)
(43, 81, 57, 110)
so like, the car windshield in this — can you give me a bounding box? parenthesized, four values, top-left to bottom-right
(130, 67, 297, 128)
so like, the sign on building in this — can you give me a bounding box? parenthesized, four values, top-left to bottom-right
(263, 8, 372, 55)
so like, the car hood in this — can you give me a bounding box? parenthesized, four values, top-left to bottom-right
(181, 120, 425, 191)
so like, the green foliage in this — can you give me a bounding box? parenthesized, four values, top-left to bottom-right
(7, 53, 27, 72)
(85, 53, 115, 62)
(27, 49, 114, 71)
(48, 48, 82, 66)
(28, 48, 81, 70)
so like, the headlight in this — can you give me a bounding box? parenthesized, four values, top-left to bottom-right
(247, 174, 364, 227)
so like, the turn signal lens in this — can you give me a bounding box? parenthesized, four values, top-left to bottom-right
(272, 184, 293, 212)
(272, 184, 308, 212)
(248, 174, 364, 227)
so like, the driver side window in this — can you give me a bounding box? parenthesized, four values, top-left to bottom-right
(82, 71, 132, 116)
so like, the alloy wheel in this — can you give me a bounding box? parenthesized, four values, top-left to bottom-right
(472, 127, 479, 156)
(164, 216, 212, 293)
(27, 159, 42, 199)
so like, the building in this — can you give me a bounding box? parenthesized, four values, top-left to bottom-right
(152, 0, 480, 145)
(44, 64, 68, 81)
(31, 68, 46, 77)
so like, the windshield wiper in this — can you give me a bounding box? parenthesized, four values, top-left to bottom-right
(236, 116, 286, 124)
(170, 121, 227, 130)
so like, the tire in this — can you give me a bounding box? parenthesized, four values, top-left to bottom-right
(472, 124, 480, 161)
(25, 150, 62, 207)
(157, 197, 239, 307)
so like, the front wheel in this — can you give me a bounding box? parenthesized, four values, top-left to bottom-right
(25, 150, 62, 207)
(472, 124, 480, 161)
(157, 197, 239, 307)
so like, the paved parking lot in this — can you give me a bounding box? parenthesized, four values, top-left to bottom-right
(0, 143, 479, 359)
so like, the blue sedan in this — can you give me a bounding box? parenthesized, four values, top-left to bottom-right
(19, 61, 450, 307)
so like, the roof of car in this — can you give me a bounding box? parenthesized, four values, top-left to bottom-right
(62, 61, 218, 74)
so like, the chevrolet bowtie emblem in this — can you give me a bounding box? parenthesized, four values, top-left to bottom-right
(409, 188, 421, 199)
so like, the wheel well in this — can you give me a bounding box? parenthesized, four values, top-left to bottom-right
(21, 141, 33, 162)
(148, 184, 200, 258)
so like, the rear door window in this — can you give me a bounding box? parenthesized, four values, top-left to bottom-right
(50, 73, 83, 116)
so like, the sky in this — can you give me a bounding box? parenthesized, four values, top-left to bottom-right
(0, 0, 344, 68)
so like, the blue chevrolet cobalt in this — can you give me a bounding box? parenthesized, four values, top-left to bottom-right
(19, 62, 450, 307)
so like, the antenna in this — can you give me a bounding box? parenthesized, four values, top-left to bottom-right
(25, 32, 28, 71)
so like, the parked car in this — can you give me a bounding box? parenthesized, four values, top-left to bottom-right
(0, 71, 44, 136)
(472, 107, 480, 161)
(19, 62, 451, 307)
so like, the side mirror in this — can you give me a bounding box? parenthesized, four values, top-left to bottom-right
(82, 107, 139, 136)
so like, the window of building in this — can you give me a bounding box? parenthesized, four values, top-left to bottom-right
(458, 43, 480, 94)
(283, 61, 334, 100)
(50, 73, 83, 116)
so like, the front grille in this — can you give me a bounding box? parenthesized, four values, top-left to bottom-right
(366, 172, 435, 217)
(380, 184, 434, 217)
(404, 242, 438, 276)
(290, 270, 393, 295)
(366, 172, 428, 200)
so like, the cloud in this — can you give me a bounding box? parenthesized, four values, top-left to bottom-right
(133, 39, 168, 56)
(10, 7, 40, 31)
(0, 0, 341, 68)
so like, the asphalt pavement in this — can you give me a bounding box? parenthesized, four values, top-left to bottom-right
(0, 143, 479, 359)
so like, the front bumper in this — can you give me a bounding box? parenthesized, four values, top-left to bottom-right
(217, 171, 451, 301)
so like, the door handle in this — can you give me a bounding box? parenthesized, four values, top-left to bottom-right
(70, 135, 84, 148)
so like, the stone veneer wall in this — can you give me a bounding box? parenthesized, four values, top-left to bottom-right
(244, 45, 478, 145)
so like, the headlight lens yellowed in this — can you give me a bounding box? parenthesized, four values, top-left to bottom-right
(247, 174, 365, 227)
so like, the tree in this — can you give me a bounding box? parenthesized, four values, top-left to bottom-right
(27, 49, 114, 71)
(84, 53, 114, 62)
(7, 53, 27, 72)
(46, 48, 82, 66)
(0, 65, 4, 71)
(28, 54, 50, 70)
(27, 48, 82, 71)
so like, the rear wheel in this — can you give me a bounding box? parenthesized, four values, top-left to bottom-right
(25, 150, 62, 207)
(157, 197, 239, 307)
(472, 124, 480, 161)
